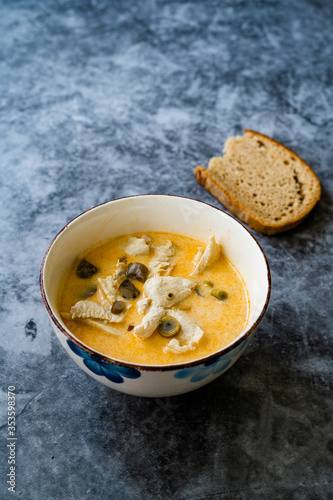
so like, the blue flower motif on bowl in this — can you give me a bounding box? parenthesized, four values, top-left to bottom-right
(174, 338, 249, 383)
(67, 340, 141, 384)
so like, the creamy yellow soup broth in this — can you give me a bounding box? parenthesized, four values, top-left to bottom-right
(59, 232, 249, 365)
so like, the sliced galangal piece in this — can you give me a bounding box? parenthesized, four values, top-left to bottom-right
(79, 318, 122, 336)
(163, 310, 204, 354)
(190, 236, 220, 275)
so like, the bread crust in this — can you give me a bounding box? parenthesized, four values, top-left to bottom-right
(194, 130, 321, 235)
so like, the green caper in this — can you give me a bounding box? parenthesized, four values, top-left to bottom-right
(210, 289, 228, 300)
(111, 301, 125, 314)
(76, 259, 98, 279)
(166, 292, 174, 301)
(158, 316, 181, 337)
(114, 274, 127, 288)
(116, 271, 126, 279)
(179, 305, 191, 311)
(204, 280, 214, 288)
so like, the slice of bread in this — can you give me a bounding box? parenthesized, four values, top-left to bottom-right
(194, 129, 321, 235)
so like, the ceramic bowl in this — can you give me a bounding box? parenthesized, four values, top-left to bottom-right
(40, 195, 270, 397)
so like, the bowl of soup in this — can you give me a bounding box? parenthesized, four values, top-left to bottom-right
(40, 195, 270, 397)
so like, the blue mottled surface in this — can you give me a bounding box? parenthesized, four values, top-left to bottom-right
(1, 1, 333, 498)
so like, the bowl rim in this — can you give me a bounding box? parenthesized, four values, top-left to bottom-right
(40, 194, 271, 372)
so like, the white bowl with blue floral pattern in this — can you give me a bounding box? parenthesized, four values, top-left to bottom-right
(40, 195, 270, 397)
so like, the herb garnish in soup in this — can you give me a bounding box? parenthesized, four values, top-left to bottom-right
(59, 232, 249, 365)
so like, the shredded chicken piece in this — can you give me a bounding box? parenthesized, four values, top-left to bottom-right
(115, 259, 127, 275)
(190, 236, 220, 275)
(150, 240, 176, 275)
(163, 310, 204, 353)
(98, 269, 131, 312)
(134, 304, 165, 339)
(98, 276, 118, 304)
(144, 276, 195, 307)
(192, 247, 203, 266)
(125, 235, 151, 256)
(137, 297, 151, 314)
(70, 300, 124, 323)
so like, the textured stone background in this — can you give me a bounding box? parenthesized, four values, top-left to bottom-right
(1, 0, 332, 499)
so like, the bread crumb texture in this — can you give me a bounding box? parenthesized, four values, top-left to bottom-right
(194, 130, 321, 235)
